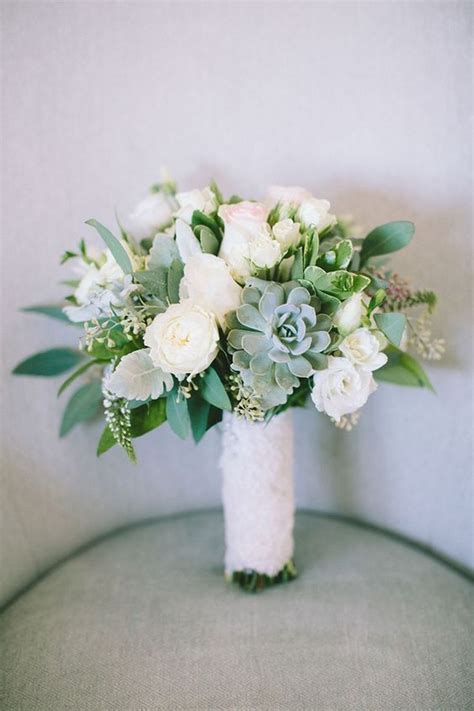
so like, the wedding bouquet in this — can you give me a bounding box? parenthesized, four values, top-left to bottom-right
(14, 178, 443, 591)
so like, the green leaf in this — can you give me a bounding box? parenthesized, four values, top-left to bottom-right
(195, 225, 219, 255)
(309, 231, 320, 266)
(290, 247, 303, 279)
(375, 349, 434, 391)
(200, 367, 232, 412)
(188, 396, 211, 443)
(22, 305, 72, 324)
(13, 348, 84, 377)
(209, 179, 224, 205)
(97, 426, 116, 456)
(85, 219, 133, 274)
(359, 221, 415, 267)
(317, 239, 353, 271)
(167, 259, 184, 304)
(191, 210, 222, 241)
(133, 269, 168, 302)
(303, 266, 326, 286)
(314, 270, 370, 300)
(130, 398, 167, 438)
(368, 289, 387, 314)
(374, 312, 406, 346)
(166, 390, 191, 439)
(60, 381, 103, 437)
(58, 359, 102, 396)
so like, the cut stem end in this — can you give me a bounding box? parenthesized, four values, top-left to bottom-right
(227, 560, 298, 593)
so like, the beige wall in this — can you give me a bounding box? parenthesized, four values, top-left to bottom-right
(1, 1, 472, 604)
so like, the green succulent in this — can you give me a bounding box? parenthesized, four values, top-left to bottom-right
(227, 278, 332, 409)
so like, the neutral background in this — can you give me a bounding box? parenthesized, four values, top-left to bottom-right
(1, 1, 472, 605)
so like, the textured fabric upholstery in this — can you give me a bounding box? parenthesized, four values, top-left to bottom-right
(1, 511, 472, 710)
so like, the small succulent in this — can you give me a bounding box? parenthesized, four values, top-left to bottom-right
(227, 278, 331, 409)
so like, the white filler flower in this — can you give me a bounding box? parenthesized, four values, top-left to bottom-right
(175, 187, 217, 223)
(125, 192, 176, 240)
(272, 219, 302, 252)
(179, 253, 242, 328)
(144, 301, 219, 377)
(106, 348, 173, 401)
(311, 356, 377, 421)
(297, 198, 336, 232)
(340, 328, 388, 371)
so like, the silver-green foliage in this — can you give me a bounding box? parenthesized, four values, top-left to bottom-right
(227, 279, 331, 409)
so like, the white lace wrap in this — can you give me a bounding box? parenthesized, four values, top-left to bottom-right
(220, 411, 294, 576)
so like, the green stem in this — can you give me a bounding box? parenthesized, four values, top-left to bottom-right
(227, 560, 297, 593)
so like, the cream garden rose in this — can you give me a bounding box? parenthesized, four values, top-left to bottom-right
(179, 253, 242, 328)
(311, 356, 377, 421)
(144, 301, 219, 377)
(218, 201, 269, 282)
(340, 328, 388, 371)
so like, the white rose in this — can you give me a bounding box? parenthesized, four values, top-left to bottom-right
(125, 192, 176, 240)
(248, 231, 282, 269)
(272, 219, 302, 252)
(311, 356, 377, 421)
(144, 300, 219, 377)
(266, 185, 312, 206)
(175, 187, 217, 223)
(340, 328, 388, 372)
(218, 201, 269, 282)
(333, 293, 364, 335)
(298, 198, 336, 232)
(179, 253, 242, 328)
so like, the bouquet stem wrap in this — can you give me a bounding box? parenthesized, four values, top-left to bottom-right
(220, 411, 295, 585)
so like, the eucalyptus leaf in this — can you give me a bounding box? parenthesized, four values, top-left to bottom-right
(58, 358, 102, 396)
(85, 219, 133, 274)
(60, 381, 103, 437)
(167, 259, 184, 304)
(13, 348, 84, 377)
(97, 426, 116, 456)
(359, 221, 415, 267)
(134, 268, 168, 302)
(22, 305, 72, 324)
(375, 349, 434, 391)
(374, 312, 406, 346)
(200, 367, 232, 412)
(195, 225, 219, 255)
(188, 396, 211, 443)
(166, 390, 191, 439)
(130, 398, 167, 437)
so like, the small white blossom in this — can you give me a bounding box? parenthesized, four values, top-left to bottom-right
(339, 328, 388, 372)
(311, 356, 377, 421)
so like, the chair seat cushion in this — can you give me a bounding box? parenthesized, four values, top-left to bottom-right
(1, 511, 472, 710)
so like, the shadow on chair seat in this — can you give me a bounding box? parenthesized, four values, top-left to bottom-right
(1, 511, 472, 710)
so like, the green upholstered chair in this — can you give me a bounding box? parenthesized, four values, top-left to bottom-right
(1, 510, 472, 710)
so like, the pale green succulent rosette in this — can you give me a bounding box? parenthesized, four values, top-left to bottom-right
(227, 279, 332, 409)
